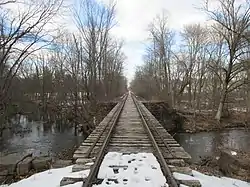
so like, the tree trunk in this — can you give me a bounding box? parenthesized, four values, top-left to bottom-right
(211, 75, 218, 111)
(188, 81, 192, 108)
(215, 86, 227, 121)
(42, 65, 46, 121)
(247, 86, 250, 113)
(247, 66, 250, 113)
(196, 80, 202, 111)
(74, 85, 78, 136)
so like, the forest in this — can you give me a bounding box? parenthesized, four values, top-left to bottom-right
(131, 0, 250, 122)
(0, 0, 127, 137)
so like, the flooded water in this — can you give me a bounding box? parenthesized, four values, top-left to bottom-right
(1, 115, 249, 165)
(0, 115, 84, 161)
(175, 129, 250, 163)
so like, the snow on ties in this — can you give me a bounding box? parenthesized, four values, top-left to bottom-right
(93, 152, 168, 187)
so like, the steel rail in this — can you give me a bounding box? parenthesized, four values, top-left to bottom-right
(82, 93, 128, 187)
(131, 94, 179, 187)
(85, 100, 124, 158)
(143, 104, 174, 157)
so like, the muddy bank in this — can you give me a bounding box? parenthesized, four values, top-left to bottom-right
(178, 110, 249, 133)
(0, 153, 74, 184)
(190, 149, 250, 182)
(143, 101, 249, 133)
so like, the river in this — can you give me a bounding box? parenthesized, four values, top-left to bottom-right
(1, 115, 249, 164)
(175, 129, 250, 163)
(0, 115, 84, 161)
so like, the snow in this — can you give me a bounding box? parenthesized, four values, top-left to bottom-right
(231, 151, 237, 155)
(85, 162, 94, 166)
(0, 166, 89, 187)
(95, 152, 167, 187)
(174, 170, 250, 187)
(1, 152, 250, 187)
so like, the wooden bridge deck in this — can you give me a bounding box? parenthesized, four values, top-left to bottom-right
(62, 93, 201, 187)
(108, 95, 154, 153)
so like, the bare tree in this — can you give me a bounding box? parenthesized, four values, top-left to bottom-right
(180, 24, 208, 109)
(0, 0, 128, 138)
(73, 0, 116, 102)
(247, 61, 250, 113)
(0, 0, 63, 135)
(0, 0, 16, 6)
(131, 1, 250, 121)
(204, 0, 250, 121)
(147, 11, 174, 104)
(205, 31, 225, 111)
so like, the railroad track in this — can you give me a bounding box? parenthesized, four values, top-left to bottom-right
(71, 93, 200, 187)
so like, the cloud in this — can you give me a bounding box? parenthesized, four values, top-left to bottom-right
(99, 0, 208, 83)
(3, 0, 209, 83)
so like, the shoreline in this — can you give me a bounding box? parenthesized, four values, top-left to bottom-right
(176, 126, 249, 134)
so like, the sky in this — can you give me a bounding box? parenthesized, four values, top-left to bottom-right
(96, 0, 208, 83)
(2, 0, 209, 83)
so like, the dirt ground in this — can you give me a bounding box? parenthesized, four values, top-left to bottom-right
(178, 110, 250, 133)
(189, 150, 250, 182)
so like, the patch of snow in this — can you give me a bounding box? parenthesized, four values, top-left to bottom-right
(0, 166, 89, 187)
(179, 185, 189, 187)
(174, 170, 250, 187)
(231, 151, 237, 156)
(85, 162, 94, 166)
(95, 152, 168, 187)
(173, 172, 194, 181)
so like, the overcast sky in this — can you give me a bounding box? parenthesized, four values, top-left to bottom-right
(8, 0, 208, 83)
(62, 0, 245, 83)
(94, 0, 208, 83)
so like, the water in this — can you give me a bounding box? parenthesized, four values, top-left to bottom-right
(0, 115, 84, 161)
(1, 115, 249, 165)
(175, 129, 250, 163)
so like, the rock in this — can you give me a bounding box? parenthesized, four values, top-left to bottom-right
(0, 155, 54, 183)
(0, 170, 8, 176)
(199, 156, 218, 167)
(59, 178, 103, 186)
(75, 158, 95, 165)
(32, 156, 52, 171)
(0, 153, 23, 172)
(170, 166, 193, 176)
(16, 157, 33, 176)
(60, 177, 85, 186)
(6, 164, 16, 174)
(0, 170, 8, 182)
(166, 159, 186, 167)
(218, 149, 250, 180)
(72, 164, 92, 172)
(52, 160, 72, 168)
(178, 179, 201, 187)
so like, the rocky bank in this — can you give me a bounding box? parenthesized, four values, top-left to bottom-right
(0, 153, 74, 184)
(191, 149, 250, 182)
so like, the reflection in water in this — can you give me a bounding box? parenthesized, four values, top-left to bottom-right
(175, 129, 250, 163)
(0, 116, 84, 160)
